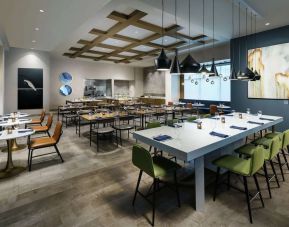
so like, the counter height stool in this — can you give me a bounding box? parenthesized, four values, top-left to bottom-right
(235, 136, 282, 198)
(213, 146, 265, 224)
(132, 144, 181, 226)
(29, 113, 53, 136)
(28, 121, 64, 171)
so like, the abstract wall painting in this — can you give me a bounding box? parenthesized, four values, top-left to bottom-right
(59, 72, 72, 84)
(248, 42, 289, 99)
(18, 68, 43, 109)
(59, 85, 72, 96)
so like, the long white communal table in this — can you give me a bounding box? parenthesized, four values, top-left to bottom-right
(133, 113, 283, 211)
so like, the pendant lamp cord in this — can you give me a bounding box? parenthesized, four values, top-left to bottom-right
(189, 0, 191, 53)
(238, 1, 241, 71)
(231, 0, 234, 65)
(245, 7, 248, 65)
(212, 0, 215, 59)
(203, 0, 205, 46)
(162, 0, 164, 46)
(175, 0, 177, 42)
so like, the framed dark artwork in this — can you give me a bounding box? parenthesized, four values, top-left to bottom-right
(18, 68, 43, 109)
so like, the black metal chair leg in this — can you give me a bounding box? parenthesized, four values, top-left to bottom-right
(263, 162, 272, 198)
(132, 170, 143, 206)
(270, 160, 280, 188)
(253, 174, 265, 208)
(174, 171, 181, 208)
(27, 149, 31, 166)
(54, 145, 64, 162)
(47, 131, 51, 137)
(29, 149, 33, 171)
(97, 133, 99, 152)
(152, 178, 157, 226)
(227, 171, 231, 190)
(281, 149, 289, 171)
(277, 153, 285, 181)
(213, 167, 220, 201)
(243, 176, 253, 224)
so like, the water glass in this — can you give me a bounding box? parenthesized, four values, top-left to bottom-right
(246, 108, 251, 115)
(231, 109, 236, 116)
(215, 112, 219, 119)
(257, 110, 262, 117)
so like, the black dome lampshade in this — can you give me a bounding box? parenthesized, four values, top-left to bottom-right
(237, 67, 255, 81)
(181, 54, 200, 74)
(199, 64, 210, 75)
(170, 49, 181, 75)
(253, 70, 261, 81)
(208, 58, 219, 77)
(155, 48, 171, 71)
(229, 67, 238, 80)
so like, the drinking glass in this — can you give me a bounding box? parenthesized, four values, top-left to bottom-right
(246, 108, 251, 115)
(231, 109, 236, 117)
(257, 110, 262, 117)
(215, 112, 219, 119)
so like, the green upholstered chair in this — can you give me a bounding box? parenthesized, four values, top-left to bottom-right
(132, 144, 181, 226)
(146, 121, 162, 129)
(201, 113, 211, 118)
(265, 129, 289, 172)
(213, 145, 265, 224)
(236, 136, 282, 198)
(186, 116, 197, 122)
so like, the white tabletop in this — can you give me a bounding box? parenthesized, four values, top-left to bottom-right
(217, 105, 231, 109)
(133, 113, 283, 161)
(0, 119, 32, 127)
(192, 103, 205, 107)
(1, 113, 30, 119)
(0, 129, 34, 140)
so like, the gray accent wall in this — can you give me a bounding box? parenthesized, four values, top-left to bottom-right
(231, 25, 289, 131)
(143, 67, 165, 97)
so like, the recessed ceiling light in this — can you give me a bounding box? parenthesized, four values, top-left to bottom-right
(265, 22, 270, 26)
(32, 40, 36, 43)
(30, 48, 34, 50)
(34, 27, 39, 31)
(39, 9, 45, 13)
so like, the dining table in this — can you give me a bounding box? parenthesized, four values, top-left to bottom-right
(0, 118, 32, 152)
(0, 128, 34, 178)
(133, 113, 283, 211)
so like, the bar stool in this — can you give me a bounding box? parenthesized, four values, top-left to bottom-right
(132, 144, 181, 226)
(213, 145, 265, 223)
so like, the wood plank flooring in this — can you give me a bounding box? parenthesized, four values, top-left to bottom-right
(0, 122, 288, 226)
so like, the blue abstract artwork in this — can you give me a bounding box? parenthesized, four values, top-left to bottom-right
(59, 85, 72, 96)
(59, 72, 72, 84)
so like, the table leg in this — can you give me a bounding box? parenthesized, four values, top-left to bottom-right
(0, 140, 26, 179)
(90, 121, 92, 146)
(141, 115, 144, 128)
(195, 156, 205, 211)
(1, 139, 26, 152)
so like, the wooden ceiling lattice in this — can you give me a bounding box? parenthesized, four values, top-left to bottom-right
(64, 10, 216, 64)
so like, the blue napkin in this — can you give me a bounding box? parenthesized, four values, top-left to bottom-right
(226, 114, 234, 116)
(259, 117, 274, 121)
(19, 119, 29, 122)
(247, 121, 264, 125)
(230, 125, 247, 130)
(153, 134, 172, 141)
(211, 117, 220, 120)
(209, 131, 229, 138)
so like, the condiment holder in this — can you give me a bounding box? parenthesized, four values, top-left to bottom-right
(221, 117, 226, 123)
(197, 121, 202, 129)
(239, 113, 243, 119)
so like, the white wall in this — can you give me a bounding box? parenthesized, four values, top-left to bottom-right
(4, 48, 50, 114)
(0, 46, 4, 115)
(50, 56, 143, 109)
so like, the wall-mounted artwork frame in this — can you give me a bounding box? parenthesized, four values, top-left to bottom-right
(18, 68, 43, 109)
(248, 42, 289, 100)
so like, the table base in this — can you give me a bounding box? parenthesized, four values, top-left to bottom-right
(0, 166, 26, 179)
(1, 139, 27, 152)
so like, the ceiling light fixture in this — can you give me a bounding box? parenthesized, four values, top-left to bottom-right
(155, 0, 171, 71)
(32, 40, 36, 43)
(181, 0, 200, 74)
(199, 0, 210, 76)
(34, 27, 39, 31)
(39, 9, 45, 13)
(265, 22, 270, 26)
(170, 0, 181, 75)
(208, 0, 219, 77)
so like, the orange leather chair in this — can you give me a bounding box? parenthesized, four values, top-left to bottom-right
(186, 103, 193, 108)
(30, 113, 53, 136)
(167, 101, 173, 106)
(27, 110, 46, 126)
(28, 121, 64, 171)
(210, 105, 218, 115)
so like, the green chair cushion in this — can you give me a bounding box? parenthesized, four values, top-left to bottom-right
(252, 137, 272, 149)
(187, 116, 197, 122)
(152, 156, 181, 178)
(265, 132, 282, 139)
(213, 155, 251, 176)
(146, 121, 161, 129)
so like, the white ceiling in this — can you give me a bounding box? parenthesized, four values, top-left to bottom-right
(0, 0, 289, 67)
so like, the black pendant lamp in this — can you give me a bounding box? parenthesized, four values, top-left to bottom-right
(181, 0, 200, 74)
(170, 49, 181, 75)
(155, 0, 171, 71)
(170, 0, 181, 75)
(209, 0, 219, 77)
(230, 0, 238, 80)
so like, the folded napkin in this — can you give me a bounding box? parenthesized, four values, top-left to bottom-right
(226, 114, 234, 116)
(247, 121, 264, 125)
(153, 134, 172, 141)
(230, 125, 247, 130)
(168, 124, 182, 128)
(211, 117, 220, 120)
(209, 131, 229, 138)
(259, 117, 275, 121)
(19, 119, 30, 122)
(0, 121, 8, 124)
(18, 129, 33, 133)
